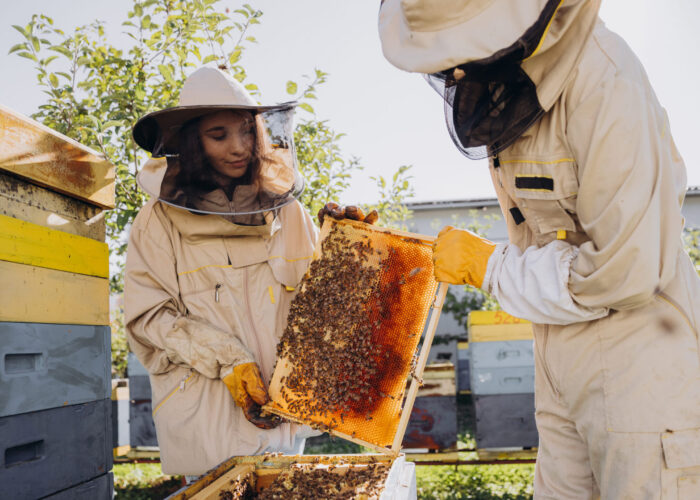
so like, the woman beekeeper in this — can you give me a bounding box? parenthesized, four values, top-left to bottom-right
(125, 67, 370, 476)
(378, 1, 700, 498)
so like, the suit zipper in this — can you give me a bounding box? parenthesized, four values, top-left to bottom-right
(152, 368, 193, 417)
(243, 268, 264, 364)
(539, 325, 560, 399)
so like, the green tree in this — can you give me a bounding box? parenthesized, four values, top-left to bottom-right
(10, 0, 414, 375)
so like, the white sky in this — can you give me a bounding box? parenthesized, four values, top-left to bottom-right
(1, 1, 699, 204)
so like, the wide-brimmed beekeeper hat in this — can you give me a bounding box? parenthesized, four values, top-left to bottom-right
(132, 67, 304, 218)
(379, 0, 599, 159)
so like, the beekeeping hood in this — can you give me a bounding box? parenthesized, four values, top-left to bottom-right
(133, 67, 304, 218)
(379, 0, 601, 159)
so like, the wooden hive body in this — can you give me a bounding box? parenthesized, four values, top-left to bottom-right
(0, 104, 115, 498)
(168, 454, 415, 500)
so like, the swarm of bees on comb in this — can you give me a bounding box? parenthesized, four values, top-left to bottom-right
(256, 463, 389, 500)
(275, 223, 390, 429)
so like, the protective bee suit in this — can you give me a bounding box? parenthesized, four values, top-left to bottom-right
(125, 68, 318, 475)
(379, 1, 700, 498)
(126, 179, 316, 474)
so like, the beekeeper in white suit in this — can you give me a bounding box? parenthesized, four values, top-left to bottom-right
(379, 0, 700, 498)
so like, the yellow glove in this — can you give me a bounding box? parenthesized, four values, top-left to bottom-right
(223, 363, 280, 429)
(433, 226, 497, 288)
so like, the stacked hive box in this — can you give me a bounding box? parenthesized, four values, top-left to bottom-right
(468, 311, 538, 449)
(0, 105, 115, 498)
(457, 341, 470, 394)
(127, 352, 158, 448)
(402, 363, 457, 452)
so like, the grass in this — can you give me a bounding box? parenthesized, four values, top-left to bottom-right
(113, 463, 182, 499)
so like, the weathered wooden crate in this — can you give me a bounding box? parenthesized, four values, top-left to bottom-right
(402, 395, 457, 451)
(168, 454, 416, 500)
(0, 105, 114, 325)
(0, 399, 112, 499)
(473, 393, 538, 449)
(0, 322, 111, 416)
(402, 363, 457, 451)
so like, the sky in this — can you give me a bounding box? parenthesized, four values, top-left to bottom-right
(1, 1, 699, 205)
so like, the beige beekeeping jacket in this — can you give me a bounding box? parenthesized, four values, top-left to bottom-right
(478, 3, 700, 498)
(125, 163, 317, 475)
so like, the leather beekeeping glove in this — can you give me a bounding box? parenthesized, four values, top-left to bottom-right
(223, 363, 281, 429)
(317, 202, 379, 226)
(433, 226, 497, 288)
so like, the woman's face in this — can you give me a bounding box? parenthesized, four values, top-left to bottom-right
(198, 110, 255, 181)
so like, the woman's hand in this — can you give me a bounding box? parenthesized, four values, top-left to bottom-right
(317, 202, 379, 225)
(222, 363, 281, 429)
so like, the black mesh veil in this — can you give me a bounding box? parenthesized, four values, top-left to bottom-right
(134, 104, 304, 222)
(424, 0, 562, 160)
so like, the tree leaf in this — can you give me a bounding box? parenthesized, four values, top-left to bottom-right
(48, 73, 59, 88)
(49, 45, 73, 57)
(158, 64, 175, 85)
(286, 80, 297, 95)
(8, 43, 26, 55)
(17, 52, 37, 61)
(299, 102, 314, 114)
(11, 25, 27, 37)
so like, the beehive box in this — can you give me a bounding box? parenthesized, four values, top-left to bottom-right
(127, 352, 159, 447)
(168, 454, 416, 500)
(0, 104, 115, 497)
(264, 218, 448, 454)
(473, 393, 538, 449)
(402, 363, 457, 451)
(0, 399, 113, 499)
(457, 341, 470, 393)
(467, 311, 537, 450)
(470, 340, 535, 395)
(467, 310, 533, 342)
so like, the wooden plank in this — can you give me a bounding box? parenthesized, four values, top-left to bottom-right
(417, 377, 456, 397)
(468, 310, 531, 326)
(469, 323, 534, 342)
(190, 464, 254, 500)
(0, 104, 115, 208)
(405, 451, 460, 463)
(0, 213, 109, 278)
(0, 172, 105, 240)
(0, 260, 109, 325)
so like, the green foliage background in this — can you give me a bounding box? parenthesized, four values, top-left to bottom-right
(11, 0, 415, 378)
